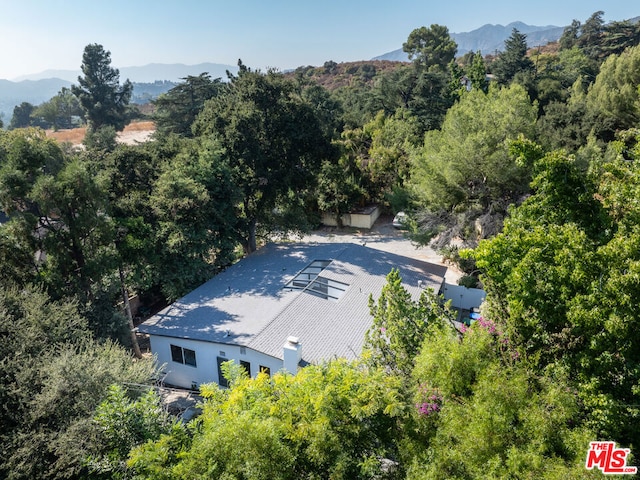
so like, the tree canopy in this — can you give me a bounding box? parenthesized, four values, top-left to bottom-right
(193, 62, 334, 253)
(72, 43, 133, 132)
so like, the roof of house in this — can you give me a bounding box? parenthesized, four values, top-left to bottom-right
(138, 242, 447, 365)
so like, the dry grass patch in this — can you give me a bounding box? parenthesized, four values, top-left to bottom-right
(46, 121, 156, 146)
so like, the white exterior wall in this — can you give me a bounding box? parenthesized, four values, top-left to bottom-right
(321, 206, 380, 229)
(442, 283, 486, 310)
(149, 335, 284, 389)
(350, 206, 380, 229)
(321, 212, 350, 227)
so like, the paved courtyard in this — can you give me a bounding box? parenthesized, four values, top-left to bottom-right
(281, 214, 464, 285)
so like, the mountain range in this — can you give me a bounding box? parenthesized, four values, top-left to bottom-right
(0, 62, 239, 124)
(373, 21, 565, 61)
(10, 62, 239, 84)
(0, 20, 599, 124)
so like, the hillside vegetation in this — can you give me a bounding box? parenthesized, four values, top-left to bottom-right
(2, 10, 640, 479)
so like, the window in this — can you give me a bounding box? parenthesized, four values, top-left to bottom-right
(259, 365, 271, 377)
(170, 344, 197, 367)
(240, 360, 251, 377)
(217, 356, 229, 387)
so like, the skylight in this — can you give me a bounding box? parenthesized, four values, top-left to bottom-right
(285, 259, 349, 301)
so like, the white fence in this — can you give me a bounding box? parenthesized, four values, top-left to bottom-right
(442, 283, 486, 310)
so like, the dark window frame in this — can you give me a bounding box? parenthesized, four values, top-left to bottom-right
(240, 360, 251, 377)
(170, 344, 197, 368)
(217, 356, 229, 387)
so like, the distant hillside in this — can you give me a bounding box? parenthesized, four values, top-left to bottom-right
(11, 62, 238, 83)
(0, 78, 71, 124)
(374, 22, 565, 61)
(0, 63, 239, 123)
(289, 60, 406, 91)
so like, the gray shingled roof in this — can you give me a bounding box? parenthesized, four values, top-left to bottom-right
(139, 242, 447, 364)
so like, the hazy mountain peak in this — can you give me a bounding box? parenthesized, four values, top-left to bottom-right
(10, 62, 238, 84)
(372, 21, 565, 61)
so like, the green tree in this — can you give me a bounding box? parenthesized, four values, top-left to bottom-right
(364, 269, 454, 379)
(584, 44, 640, 142)
(0, 129, 128, 338)
(8, 102, 35, 129)
(0, 284, 159, 479)
(72, 43, 133, 132)
(559, 19, 581, 50)
(149, 140, 239, 300)
(87, 384, 180, 479)
(316, 157, 365, 226)
(371, 64, 453, 133)
(193, 62, 333, 254)
(153, 73, 223, 137)
(408, 323, 596, 479)
(130, 360, 403, 479)
(469, 139, 640, 447)
(410, 84, 537, 246)
(403, 24, 457, 72)
(577, 11, 605, 61)
(466, 51, 488, 93)
(491, 28, 534, 85)
(32, 87, 82, 130)
(599, 19, 640, 57)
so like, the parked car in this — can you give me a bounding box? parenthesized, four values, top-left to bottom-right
(392, 211, 407, 229)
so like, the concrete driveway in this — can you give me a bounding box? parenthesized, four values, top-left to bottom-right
(282, 214, 464, 284)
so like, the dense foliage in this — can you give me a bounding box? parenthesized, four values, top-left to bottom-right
(1, 12, 640, 477)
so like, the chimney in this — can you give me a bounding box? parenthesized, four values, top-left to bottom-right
(283, 336, 302, 374)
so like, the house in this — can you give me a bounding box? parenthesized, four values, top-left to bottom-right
(138, 242, 447, 389)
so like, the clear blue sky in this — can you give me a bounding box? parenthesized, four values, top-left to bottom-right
(0, 0, 637, 80)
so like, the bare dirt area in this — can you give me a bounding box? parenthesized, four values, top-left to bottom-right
(46, 120, 156, 147)
(281, 214, 464, 284)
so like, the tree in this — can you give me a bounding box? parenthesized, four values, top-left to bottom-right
(409, 84, 537, 246)
(153, 73, 223, 137)
(468, 139, 640, 448)
(371, 64, 453, 134)
(72, 44, 133, 132)
(599, 20, 640, 58)
(364, 269, 454, 379)
(407, 324, 595, 479)
(491, 28, 534, 85)
(86, 384, 180, 479)
(403, 25, 457, 71)
(578, 11, 605, 61)
(193, 62, 333, 254)
(32, 87, 82, 130)
(559, 19, 581, 50)
(466, 51, 488, 93)
(0, 284, 159, 479)
(130, 359, 403, 479)
(584, 44, 640, 142)
(148, 140, 239, 300)
(9, 102, 35, 129)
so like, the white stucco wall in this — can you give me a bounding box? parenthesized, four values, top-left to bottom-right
(321, 205, 380, 229)
(442, 283, 486, 310)
(149, 335, 284, 389)
(350, 206, 380, 229)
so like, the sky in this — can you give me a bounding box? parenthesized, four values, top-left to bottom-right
(0, 0, 637, 80)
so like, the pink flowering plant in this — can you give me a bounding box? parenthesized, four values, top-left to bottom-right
(461, 315, 520, 364)
(415, 384, 443, 417)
